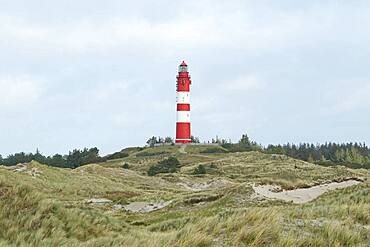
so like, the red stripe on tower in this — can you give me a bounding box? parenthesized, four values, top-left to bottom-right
(176, 61, 192, 144)
(177, 104, 190, 111)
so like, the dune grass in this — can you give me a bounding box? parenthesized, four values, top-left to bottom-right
(0, 147, 369, 246)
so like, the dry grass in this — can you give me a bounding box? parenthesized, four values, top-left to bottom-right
(0, 147, 369, 246)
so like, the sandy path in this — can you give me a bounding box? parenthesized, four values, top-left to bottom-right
(253, 180, 361, 204)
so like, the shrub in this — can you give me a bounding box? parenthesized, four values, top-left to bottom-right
(193, 165, 206, 175)
(148, 157, 181, 176)
(221, 143, 257, 153)
(200, 147, 227, 154)
(106, 152, 129, 160)
(136, 151, 169, 157)
(315, 161, 370, 169)
(122, 163, 129, 169)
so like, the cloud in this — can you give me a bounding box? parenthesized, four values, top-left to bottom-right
(1, 1, 370, 154)
(225, 75, 264, 91)
(88, 81, 130, 101)
(334, 83, 370, 112)
(2, 2, 361, 56)
(0, 75, 44, 110)
(0, 15, 225, 54)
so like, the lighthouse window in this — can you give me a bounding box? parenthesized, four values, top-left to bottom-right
(179, 66, 188, 72)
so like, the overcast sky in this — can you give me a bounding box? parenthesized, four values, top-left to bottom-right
(1, 0, 370, 156)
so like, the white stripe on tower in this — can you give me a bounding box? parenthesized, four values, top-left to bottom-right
(176, 92, 190, 104)
(177, 111, 190, 122)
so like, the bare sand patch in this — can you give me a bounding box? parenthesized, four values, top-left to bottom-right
(2, 163, 41, 177)
(84, 198, 172, 213)
(253, 180, 361, 204)
(85, 198, 112, 204)
(121, 200, 172, 213)
(3, 163, 29, 172)
(177, 178, 232, 191)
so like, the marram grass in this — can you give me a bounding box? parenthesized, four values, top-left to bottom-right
(0, 147, 369, 246)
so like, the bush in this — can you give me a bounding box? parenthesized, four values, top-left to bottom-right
(221, 143, 258, 153)
(200, 147, 228, 154)
(136, 151, 169, 157)
(106, 152, 129, 160)
(315, 161, 370, 170)
(148, 157, 181, 176)
(193, 164, 206, 175)
(122, 163, 129, 169)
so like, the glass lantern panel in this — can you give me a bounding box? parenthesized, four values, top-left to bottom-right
(179, 66, 188, 72)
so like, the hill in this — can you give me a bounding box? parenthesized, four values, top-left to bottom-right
(0, 145, 369, 246)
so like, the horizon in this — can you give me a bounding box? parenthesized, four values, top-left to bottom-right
(1, 1, 370, 156)
(2, 138, 369, 157)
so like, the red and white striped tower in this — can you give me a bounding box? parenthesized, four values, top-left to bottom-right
(176, 61, 192, 144)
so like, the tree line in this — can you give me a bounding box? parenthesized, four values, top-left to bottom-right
(0, 148, 115, 168)
(216, 134, 370, 168)
(1, 134, 369, 169)
(264, 142, 370, 168)
(197, 133, 370, 168)
(146, 136, 200, 147)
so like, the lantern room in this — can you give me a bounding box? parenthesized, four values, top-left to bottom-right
(179, 61, 188, 72)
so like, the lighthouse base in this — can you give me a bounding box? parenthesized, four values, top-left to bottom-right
(175, 139, 192, 144)
(176, 122, 191, 144)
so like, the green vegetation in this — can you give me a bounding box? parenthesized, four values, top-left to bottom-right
(0, 144, 369, 246)
(200, 146, 228, 154)
(136, 151, 170, 157)
(265, 142, 370, 169)
(146, 136, 174, 147)
(215, 133, 370, 169)
(105, 151, 129, 160)
(148, 157, 181, 176)
(2, 133, 369, 170)
(191, 135, 200, 143)
(0, 148, 106, 168)
(193, 164, 206, 175)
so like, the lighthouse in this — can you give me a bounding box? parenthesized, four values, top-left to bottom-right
(176, 61, 192, 144)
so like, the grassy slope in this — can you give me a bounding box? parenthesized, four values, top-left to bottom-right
(0, 146, 369, 246)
